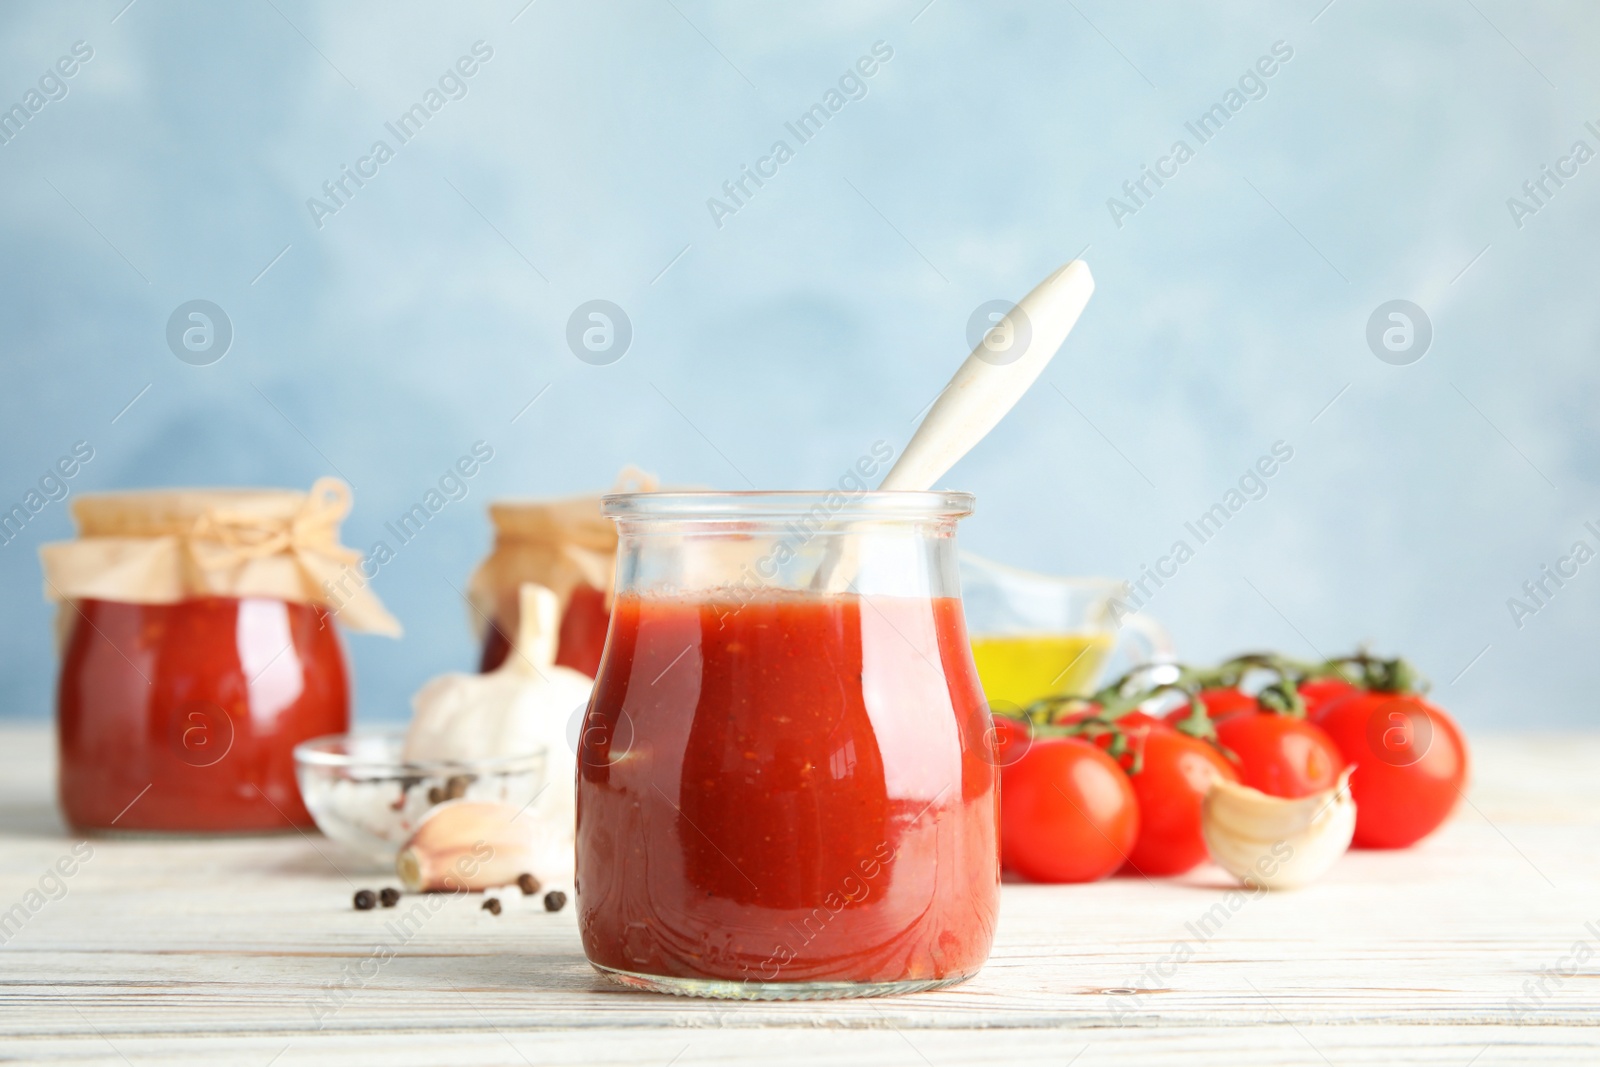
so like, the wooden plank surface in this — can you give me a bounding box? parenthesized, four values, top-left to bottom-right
(0, 725, 1596, 1066)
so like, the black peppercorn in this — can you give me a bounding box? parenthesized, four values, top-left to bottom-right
(543, 890, 567, 913)
(353, 889, 376, 911)
(483, 897, 502, 915)
(379, 887, 400, 908)
(517, 873, 541, 896)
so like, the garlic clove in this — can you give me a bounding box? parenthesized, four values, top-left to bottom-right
(395, 800, 542, 893)
(1201, 767, 1355, 890)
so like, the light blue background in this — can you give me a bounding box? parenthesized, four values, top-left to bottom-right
(2, 0, 1595, 729)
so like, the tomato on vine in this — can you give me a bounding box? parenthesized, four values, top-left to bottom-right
(1314, 690, 1467, 848)
(1212, 712, 1344, 798)
(988, 713, 1033, 769)
(999, 735, 1138, 883)
(1152, 675, 1337, 799)
(1298, 678, 1359, 718)
(1086, 718, 1238, 876)
(1295, 654, 1469, 848)
(1161, 687, 1258, 729)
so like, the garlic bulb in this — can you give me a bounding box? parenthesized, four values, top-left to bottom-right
(1201, 767, 1355, 890)
(396, 800, 538, 892)
(403, 582, 593, 880)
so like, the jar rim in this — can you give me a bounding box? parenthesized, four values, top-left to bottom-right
(602, 490, 974, 520)
(293, 731, 547, 776)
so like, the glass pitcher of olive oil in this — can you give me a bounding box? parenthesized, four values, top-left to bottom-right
(959, 552, 1172, 711)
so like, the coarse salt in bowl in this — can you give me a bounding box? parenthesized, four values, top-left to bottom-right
(294, 732, 545, 864)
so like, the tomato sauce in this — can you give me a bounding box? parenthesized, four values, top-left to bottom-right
(57, 597, 348, 833)
(576, 592, 999, 987)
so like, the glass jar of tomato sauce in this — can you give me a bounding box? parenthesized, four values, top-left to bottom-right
(576, 491, 999, 999)
(469, 498, 623, 680)
(41, 480, 398, 833)
(57, 596, 349, 832)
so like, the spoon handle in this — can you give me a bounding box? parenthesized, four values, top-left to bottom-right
(811, 260, 1095, 593)
(878, 260, 1095, 491)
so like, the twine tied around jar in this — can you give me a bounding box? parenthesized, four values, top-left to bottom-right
(39, 477, 400, 636)
(187, 477, 357, 565)
(465, 466, 658, 643)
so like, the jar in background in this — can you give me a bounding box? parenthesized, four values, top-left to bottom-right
(478, 581, 610, 679)
(57, 597, 347, 831)
(40, 479, 398, 833)
(467, 469, 655, 679)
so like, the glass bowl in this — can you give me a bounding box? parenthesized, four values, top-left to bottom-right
(294, 732, 546, 863)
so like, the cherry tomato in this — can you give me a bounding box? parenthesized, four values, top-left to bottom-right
(1110, 723, 1239, 876)
(988, 714, 1033, 769)
(1162, 687, 1258, 728)
(1057, 706, 1166, 734)
(1212, 712, 1344, 798)
(1298, 678, 1359, 718)
(1000, 737, 1139, 883)
(1313, 692, 1468, 848)
(1109, 709, 1166, 731)
(1054, 702, 1105, 726)
(1075, 710, 1166, 762)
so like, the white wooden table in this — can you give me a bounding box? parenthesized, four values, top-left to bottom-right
(1, 726, 1596, 1066)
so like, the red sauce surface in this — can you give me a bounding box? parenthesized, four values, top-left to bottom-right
(57, 597, 348, 832)
(577, 592, 999, 986)
(479, 583, 610, 678)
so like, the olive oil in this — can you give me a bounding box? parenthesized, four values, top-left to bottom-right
(969, 631, 1115, 710)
